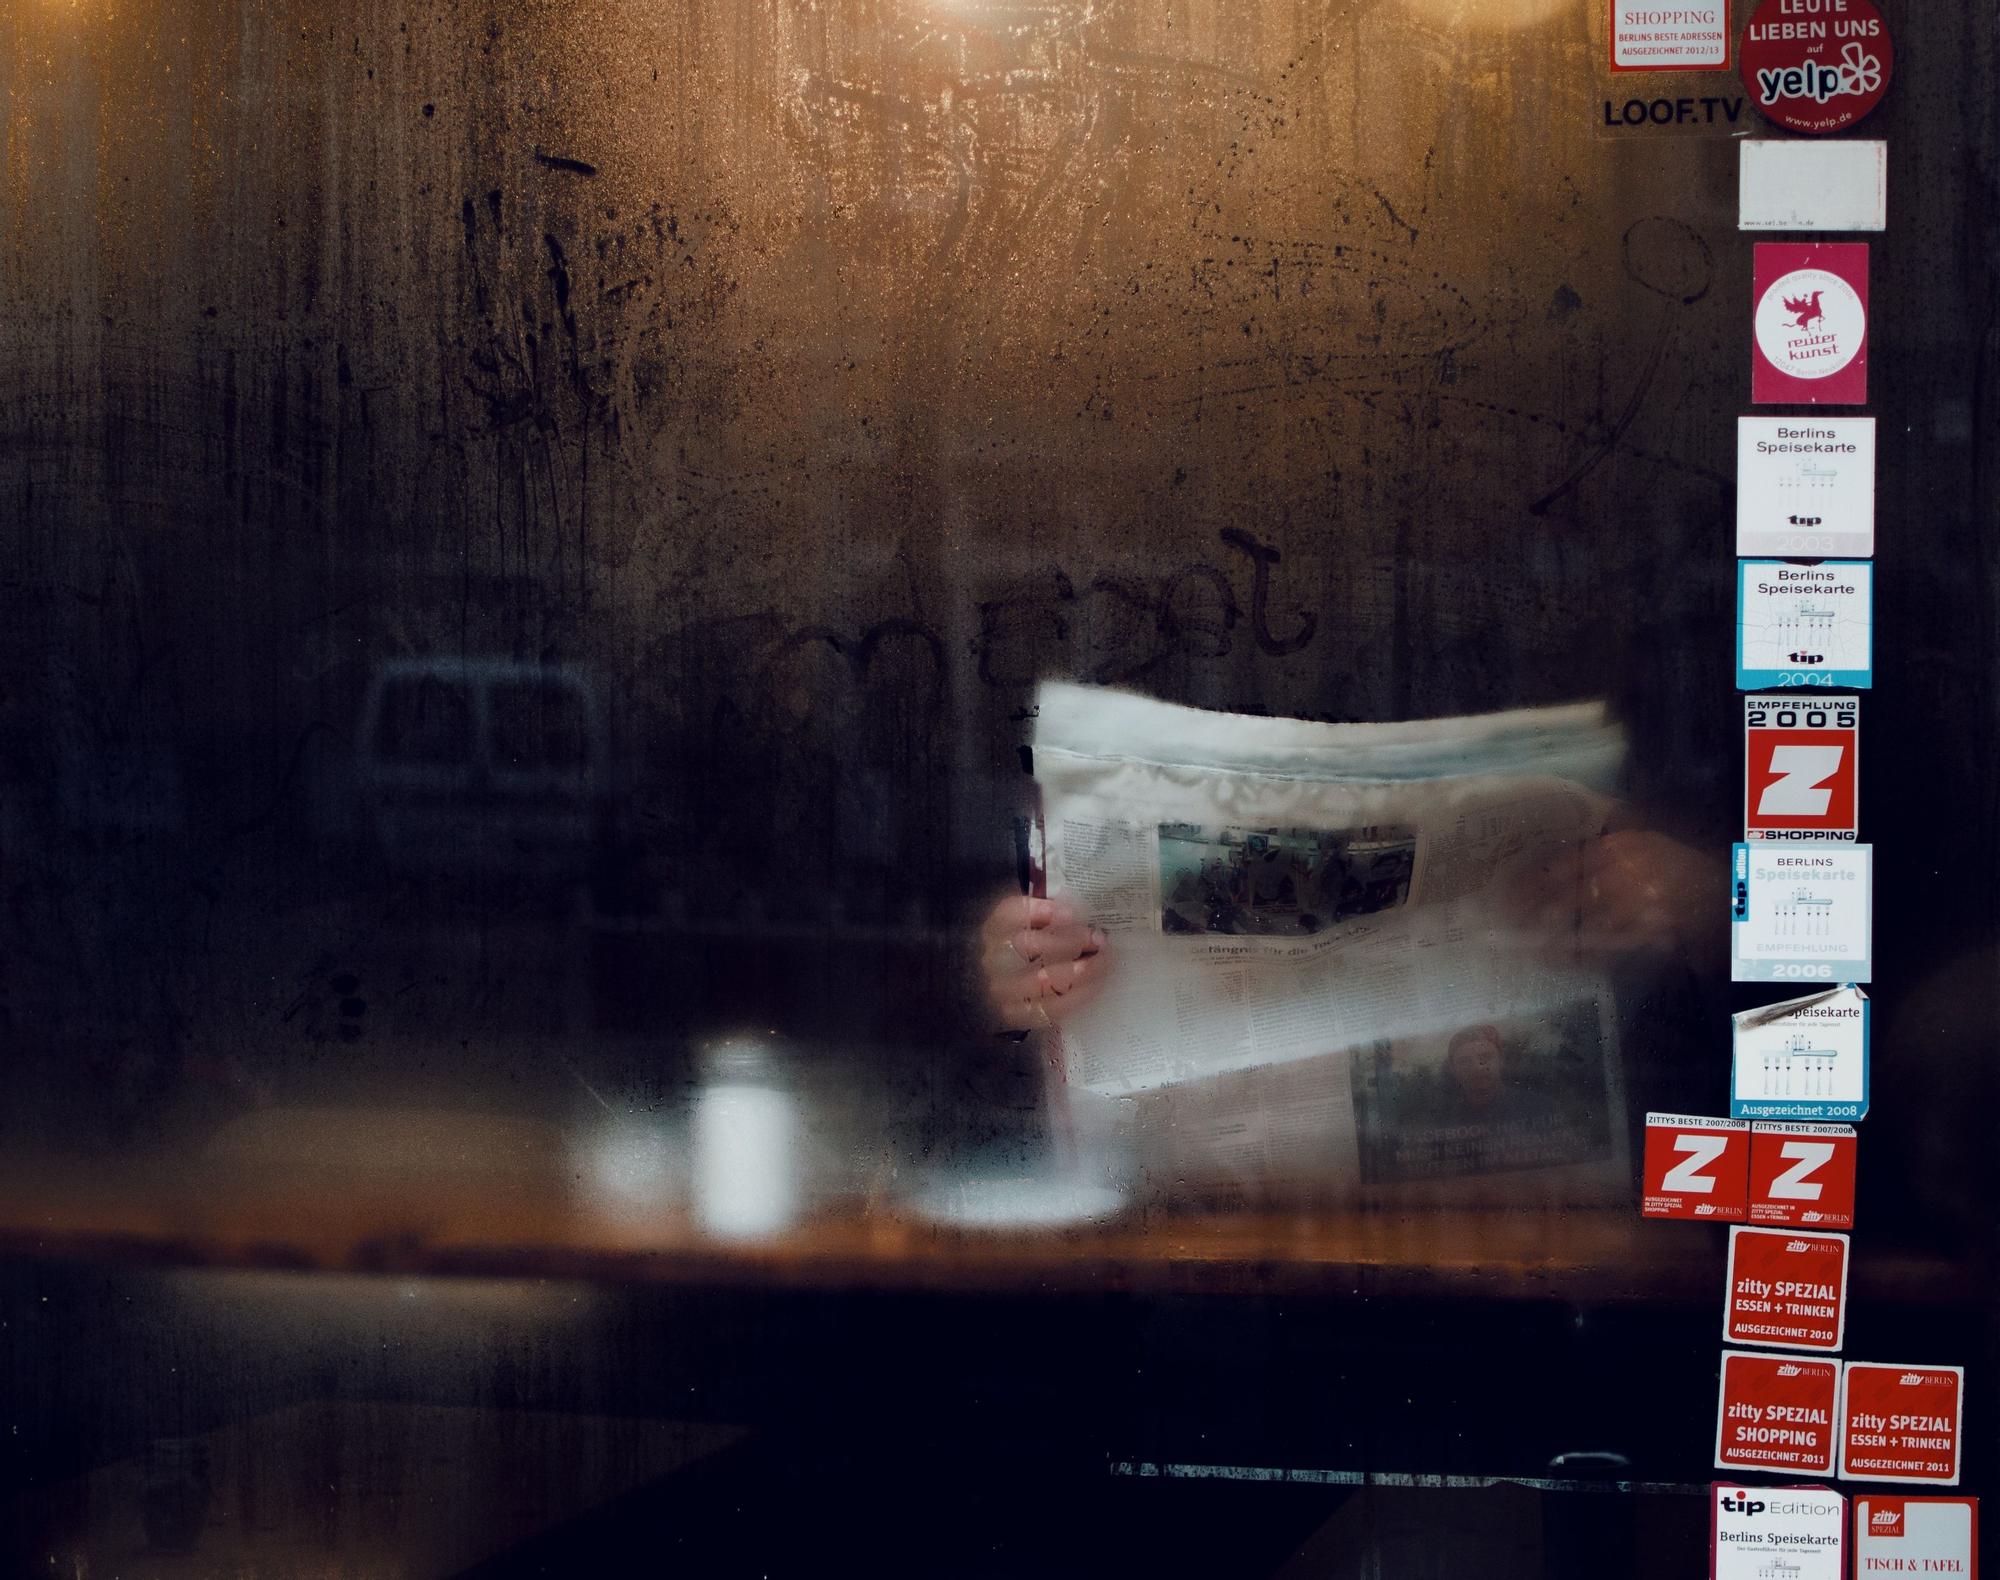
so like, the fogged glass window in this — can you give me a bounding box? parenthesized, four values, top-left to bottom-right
(488, 679, 591, 773)
(371, 676, 475, 767)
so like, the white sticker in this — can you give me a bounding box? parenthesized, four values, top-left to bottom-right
(1732, 844, 1872, 985)
(1738, 561, 1872, 691)
(1612, 0, 1731, 72)
(1853, 1496, 1979, 1572)
(1710, 1483, 1846, 1579)
(1738, 418, 1876, 559)
(1731, 987, 1869, 1121)
(1739, 140, 1887, 232)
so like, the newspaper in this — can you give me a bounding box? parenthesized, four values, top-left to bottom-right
(1033, 683, 1632, 1203)
(1034, 683, 1626, 1096)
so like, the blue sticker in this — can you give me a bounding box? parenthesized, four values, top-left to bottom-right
(1731, 843, 1872, 984)
(1730, 986, 1871, 1121)
(1737, 560, 1873, 690)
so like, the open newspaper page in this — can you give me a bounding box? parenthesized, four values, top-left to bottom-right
(1034, 683, 1631, 1203)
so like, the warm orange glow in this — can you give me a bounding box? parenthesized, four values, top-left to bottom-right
(1400, 0, 1576, 30)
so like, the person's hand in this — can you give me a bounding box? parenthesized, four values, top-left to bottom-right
(1502, 830, 1725, 969)
(978, 894, 1109, 1032)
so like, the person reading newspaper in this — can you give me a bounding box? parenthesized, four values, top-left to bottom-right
(975, 685, 1726, 1203)
(982, 692, 1722, 1037)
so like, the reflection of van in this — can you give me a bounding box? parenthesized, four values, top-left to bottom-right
(356, 660, 607, 875)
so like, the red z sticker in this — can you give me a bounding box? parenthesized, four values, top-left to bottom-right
(1748, 1122, 1857, 1229)
(1745, 695, 1858, 842)
(1642, 1113, 1749, 1221)
(1648, 1112, 1744, 1224)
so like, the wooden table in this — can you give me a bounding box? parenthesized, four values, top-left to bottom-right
(0, 1105, 1968, 1307)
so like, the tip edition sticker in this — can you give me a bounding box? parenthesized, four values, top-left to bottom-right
(1753, 244, 1869, 406)
(1732, 844, 1873, 984)
(1711, 1484, 1846, 1580)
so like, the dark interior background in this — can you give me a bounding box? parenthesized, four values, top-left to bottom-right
(1, 0, 1994, 1569)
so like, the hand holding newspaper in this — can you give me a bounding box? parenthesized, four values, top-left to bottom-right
(1030, 683, 1632, 1201)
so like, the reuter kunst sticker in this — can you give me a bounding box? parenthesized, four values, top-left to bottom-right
(1741, 0, 1893, 135)
(1753, 243, 1869, 405)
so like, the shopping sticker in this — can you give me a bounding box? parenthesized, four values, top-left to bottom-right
(1747, 1123, 1856, 1230)
(1710, 1483, 1845, 1580)
(1740, 0, 1893, 135)
(1737, 417, 1876, 560)
(1854, 1496, 1980, 1575)
(1745, 696, 1859, 843)
(1642, 1113, 1750, 1221)
(1737, 562, 1872, 692)
(1611, 0, 1730, 71)
(1731, 987, 1870, 1122)
(1840, 1364, 1967, 1486)
(1731, 844, 1872, 985)
(1724, 1226, 1849, 1352)
(1716, 1350, 1841, 1475)
(1752, 243, 1869, 406)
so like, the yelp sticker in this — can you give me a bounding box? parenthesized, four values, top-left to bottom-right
(1741, 0, 1893, 135)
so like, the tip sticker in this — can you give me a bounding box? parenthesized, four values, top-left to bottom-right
(1736, 417, 1876, 560)
(1711, 1483, 1846, 1580)
(1731, 844, 1872, 985)
(1731, 988, 1870, 1122)
(1737, 562, 1872, 692)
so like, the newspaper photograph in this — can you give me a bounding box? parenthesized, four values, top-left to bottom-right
(1350, 999, 1622, 1186)
(1032, 682, 1627, 1098)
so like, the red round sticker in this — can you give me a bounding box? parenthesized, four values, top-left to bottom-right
(1740, 0, 1894, 135)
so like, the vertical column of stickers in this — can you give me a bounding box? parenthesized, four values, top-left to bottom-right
(1714, 17, 1976, 1560)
